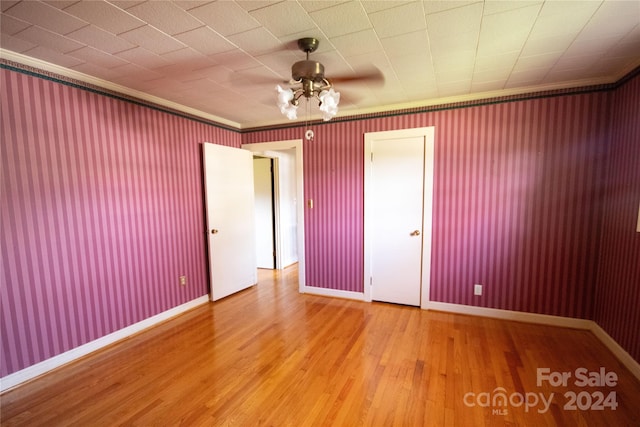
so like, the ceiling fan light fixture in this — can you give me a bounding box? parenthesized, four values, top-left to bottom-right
(318, 88, 340, 121)
(276, 85, 298, 120)
(275, 37, 343, 122)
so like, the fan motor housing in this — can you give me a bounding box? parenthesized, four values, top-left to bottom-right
(292, 60, 325, 83)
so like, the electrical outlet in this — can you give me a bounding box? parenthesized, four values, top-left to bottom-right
(474, 284, 483, 296)
(179, 275, 187, 286)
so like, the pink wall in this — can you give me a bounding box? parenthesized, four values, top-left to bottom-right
(429, 97, 607, 318)
(246, 78, 640, 362)
(244, 92, 610, 320)
(594, 76, 640, 362)
(2, 64, 637, 378)
(0, 68, 240, 376)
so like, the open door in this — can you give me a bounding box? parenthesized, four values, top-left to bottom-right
(202, 142, 257, 301)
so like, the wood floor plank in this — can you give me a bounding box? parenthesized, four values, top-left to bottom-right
(1, 265, 639, 426)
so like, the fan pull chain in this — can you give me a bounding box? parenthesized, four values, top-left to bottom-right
(304, 98, 314, 141)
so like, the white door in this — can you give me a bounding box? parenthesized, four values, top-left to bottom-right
(254, 157, 275, 269)
(364, 128, 434, 307)
(202, 142, 257, 301)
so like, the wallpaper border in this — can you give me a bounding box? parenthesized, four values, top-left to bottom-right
(0, 59, 240, 133)
(247, 65, 640, 132)
(2, 57, 638, 136)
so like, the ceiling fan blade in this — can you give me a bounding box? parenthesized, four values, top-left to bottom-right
(329, 67, 385, 86)
(230, 74, 274, 86)
(337, 91, 360, 105)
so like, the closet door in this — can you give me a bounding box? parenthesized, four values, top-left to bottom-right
(364, 128, 435, 307)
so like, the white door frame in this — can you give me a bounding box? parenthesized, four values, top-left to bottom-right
(363, 127, 435, 309)
(243, 140, 305, 292)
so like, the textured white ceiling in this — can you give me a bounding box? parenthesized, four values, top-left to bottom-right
(1, 0, 639, 129)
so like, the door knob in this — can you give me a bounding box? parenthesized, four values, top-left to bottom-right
(211, 229, 219, 234)
(411, 230, 421, 236)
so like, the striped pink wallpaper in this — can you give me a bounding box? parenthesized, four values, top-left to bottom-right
(430, 96, 607, 318)
(302, 122, 365, 293)
(594, 76, 640, 362)
(2, 64, 638, 378)
(244, 92, 610, 320)
(0, 68, 240, 376)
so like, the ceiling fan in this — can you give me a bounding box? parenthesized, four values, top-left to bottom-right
(276, 37, 384, 121)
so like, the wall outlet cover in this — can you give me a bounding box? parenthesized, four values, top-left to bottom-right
(474, 284, 483, 296)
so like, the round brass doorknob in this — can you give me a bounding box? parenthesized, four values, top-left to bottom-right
(411, 230, 420, 236)
(211, 229, 219, 234)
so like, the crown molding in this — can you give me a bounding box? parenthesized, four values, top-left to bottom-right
(0, 49, 241, 130)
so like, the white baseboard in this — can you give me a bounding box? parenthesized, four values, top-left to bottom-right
(0, 295, 209, 392)
(589, 323, 640, 381)
(302, 286, 365, 301)
(425, 301, 593, 329)
(425, 301, 640, 382)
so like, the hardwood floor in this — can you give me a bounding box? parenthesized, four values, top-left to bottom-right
(2, 264, 639, 426)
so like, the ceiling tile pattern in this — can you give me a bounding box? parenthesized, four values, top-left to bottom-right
(1, 0, 639, 128)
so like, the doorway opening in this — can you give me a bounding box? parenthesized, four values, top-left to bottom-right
(253, 156, 277, 269)
(244, 140, 305, 293)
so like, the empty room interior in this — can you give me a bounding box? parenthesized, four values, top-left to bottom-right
(1, 1, 639, 426)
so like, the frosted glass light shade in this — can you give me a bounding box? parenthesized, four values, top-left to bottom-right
(319, 88, 340, 121)
(276, 85, 298, 120)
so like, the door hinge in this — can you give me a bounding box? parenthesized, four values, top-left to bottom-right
(371, 152, 374, 162)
